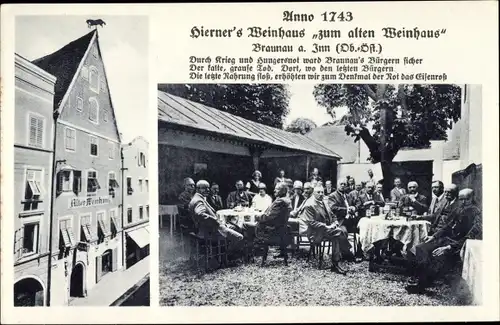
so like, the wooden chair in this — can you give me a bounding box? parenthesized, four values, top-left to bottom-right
(253, 225, 292, 266)
(307, 239, 333, 269)
(187, 231, 228, 272)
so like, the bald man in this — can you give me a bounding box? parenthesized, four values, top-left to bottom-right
(405, 188, 482, 294)
(178, 177, 196, 216)
(398, 181, 428, 215)
(189, 180, 243, 242)
(418, 184, 460, 235)
(356, 182, 385, 218)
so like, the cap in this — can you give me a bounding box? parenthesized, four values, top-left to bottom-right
(293, 180, 303, 189)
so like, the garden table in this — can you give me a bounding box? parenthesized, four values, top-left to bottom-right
(159, 205, 178, 237)
(216, 208, 263, 228)
(461, 239, 482, 305)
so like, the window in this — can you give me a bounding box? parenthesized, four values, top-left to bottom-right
(139, 205, 143, 219)
(90, 136, 98, 156)
(81, 65, 89, 80)
(110, 209, 120, 239)
(28, 114, 44, 148)
(65, 127, 76, 151)
(127, 177, 133, 195)
(89, 67, 99, 93)
(108, 141, 115, 159)
(127, 207, 132, 223)
(23, 169, 43, 211)
(56, 169, 82, 196)
(73, 171, 82, 195)
(80, 214, 96, 243)
(138, 152, 146, 167)
(108, 172, 119, 197)
(97, 211, 111, 243)
(138, 179, 143, 192)
(76, 97, 83, 112)
(59, 218, 76, 250)
(146, 205, 149, 219)
(87, 170, 100, 195)
(22, 223, 39, 256)
(145, 179, 149, 192)
(103, 110, 108, 122)
(89, 98, 99, 123)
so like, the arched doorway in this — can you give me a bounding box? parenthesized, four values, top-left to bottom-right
(70, 263, 85, 297)
(14, 277, 45, 306)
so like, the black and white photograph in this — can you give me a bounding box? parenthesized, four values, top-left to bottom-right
(13, 15, 150, 306)
(158, 83, 483, 306)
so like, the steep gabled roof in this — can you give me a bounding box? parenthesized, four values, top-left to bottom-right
(158, 91, 341, 159)
(32, 30, 96, 110)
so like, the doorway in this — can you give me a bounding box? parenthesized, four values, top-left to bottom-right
(70, 263, 85, 297)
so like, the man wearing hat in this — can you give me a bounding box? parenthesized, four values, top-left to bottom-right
(398, 181, 428, 215)
(250, 183, 273, 212)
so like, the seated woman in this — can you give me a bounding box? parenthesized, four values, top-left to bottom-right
(251, 183, 273, 212)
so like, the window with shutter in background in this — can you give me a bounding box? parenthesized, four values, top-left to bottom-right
(59, 219, 75, 249)
(145, 180, 149, 192)
(72, 170, 82, 195)
(24, 169, 44, 211)
(65, 127, 76, 151)
(88, 98, 99, 123)
(108, 172, 119, 197)
(139, 206, 143, 219)
(28, 114, 44, 148)
(127, 177, 133, 195)
(80, 215, 96, 243)
(89, 136, 98, 156)
(108, 141, 115, 159)
(87, 170, 100, 195)
(127, 207, 133, 224)
(97, 212, 111, 243)
(146, 205, 150, 219)
(22, 223, 39, 255)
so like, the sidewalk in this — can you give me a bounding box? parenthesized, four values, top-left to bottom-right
(69, 256, 150, 306)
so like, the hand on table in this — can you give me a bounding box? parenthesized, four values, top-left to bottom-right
(432, 245, 451, 257)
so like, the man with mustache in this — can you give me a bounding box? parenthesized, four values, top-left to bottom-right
(418, 184, 460, 235)
(398, 181, 428, 215)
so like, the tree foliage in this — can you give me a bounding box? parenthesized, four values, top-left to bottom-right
(286, 117, 317, 135)
(159, 84, 291, 128)
(313, 84, 462, 163)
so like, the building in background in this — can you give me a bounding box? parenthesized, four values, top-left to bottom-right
(122, 136, 150, 269)
(32, 30, 123, 305)
(13, 54, 57, 306)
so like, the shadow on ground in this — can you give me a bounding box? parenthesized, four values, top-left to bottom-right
(159, 228, 473, 306)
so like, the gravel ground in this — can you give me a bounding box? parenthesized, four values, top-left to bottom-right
(159, 229, 472, 306)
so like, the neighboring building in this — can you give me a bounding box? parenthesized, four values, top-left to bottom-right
(32, 30, 123, 305)
(121, 136, 150, 269)
(157, 91, 341, 204)
(13, 54, 57, 306)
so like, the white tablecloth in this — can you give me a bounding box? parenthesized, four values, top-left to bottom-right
(358, 216, 430, 253)
(216, 209, 263, 228)
(461, 239, 482, 305)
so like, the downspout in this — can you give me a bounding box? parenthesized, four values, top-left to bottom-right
(46, 111, 60, 306)
(120, 148, 126, 269)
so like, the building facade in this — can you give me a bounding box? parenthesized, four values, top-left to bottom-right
(122, 137, 150, 269)
(13, 54, 57, 306)
(32, 30, 124, 305)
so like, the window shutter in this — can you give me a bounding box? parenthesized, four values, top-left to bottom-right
(36, 118, 43, 147)
(96, 256, 102, 282)
(14, 228, 23, 260)
(112, 248, 118, 272)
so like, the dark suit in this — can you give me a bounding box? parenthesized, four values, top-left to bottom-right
(398, 193, 428, 215)
(298, 197, 348, 262)
(327, 190, 351, 221)
(408, 203, 481, 287)
(356, 191, 385, 217)
(290, 193, 306, 212)
(207, 194, 224, 211)
(428, 194, 446, 215)
(242, 196, 292, 243)
(177, 190, 194, 215)
(420, 198, 460, 235)
(347, 189, 364, 206)
(226, 190, 252, 208)
(188, 193, 242, 241)
(390, 187, 406, 203)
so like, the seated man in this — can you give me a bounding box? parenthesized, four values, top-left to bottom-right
(356, 182, 385, 218)
(251, 183, 273, 212)
(207, 183, 224, 211)
(375, 183, 386, 204)
(177, 177, 195, 214)
(189, 180, 244, 242)
(417, 184, 460, 235)
(298, 185, 349, 274)
(428, 181, 446, 215)
(390, 177, 406, 203)
(327, 178, 357, 231)
(398, 181, 428, 215)
(405, 188, 482, 294)
(227, 180, 252, 208)
(325, 180, 334, 195)
(348, 183, 364, 206)
(242, 182, 292, 258)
